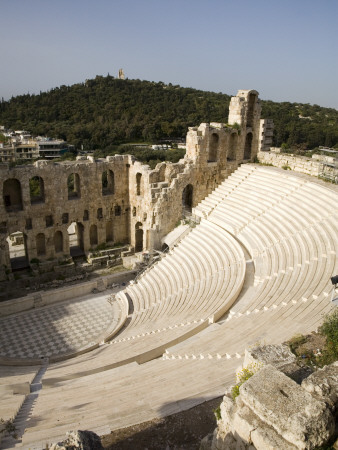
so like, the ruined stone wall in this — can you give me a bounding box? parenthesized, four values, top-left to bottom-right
(201, 345, 338, 450)
(0, 155, 131, 277)
(258, 151, 322, 176)
(0, 89, 263, 278)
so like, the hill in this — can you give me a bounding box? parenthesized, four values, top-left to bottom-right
(0, 76, 337, 153)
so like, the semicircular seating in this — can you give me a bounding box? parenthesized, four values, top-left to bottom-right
(4, 165, 337, 449)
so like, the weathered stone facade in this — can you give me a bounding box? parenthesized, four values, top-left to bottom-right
(0, 89, 262, 280)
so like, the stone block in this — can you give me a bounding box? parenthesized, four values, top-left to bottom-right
(243, 344, 313, 384)
(301, 362, 338, 413)
(240, 365, 334, 449)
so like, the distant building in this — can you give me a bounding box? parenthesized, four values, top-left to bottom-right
(0, 128, 73, 162)
(151, 144, 169, 150)
(36, 137, 72, 159)
(118, 68, 125, 80)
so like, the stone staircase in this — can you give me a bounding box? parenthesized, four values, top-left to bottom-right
(0, 360, 48, 449)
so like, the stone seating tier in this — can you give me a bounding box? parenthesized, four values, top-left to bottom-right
(3, 165, 337, 449)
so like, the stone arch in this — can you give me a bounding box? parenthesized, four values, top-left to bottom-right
(244, 132, 253, 159)
(67, 173, 81, 199)
(228, 133, 238, 161)
(29, 176, 45, 204)
(54, 230, 63, 253)
(136, 173, 142, 196)
(135, 222, 143, 253)
(208, 133, 219, 162)
(106, 221, 114, 242)
(6, 231, 29, 269)
(182, 184, 193, 215)
(3, 178, 23, 212)
(102, 170, 114, 195)
(89, 224, 98, 247)
(36, 233, 46, 256)
(67, 222, 84, 257)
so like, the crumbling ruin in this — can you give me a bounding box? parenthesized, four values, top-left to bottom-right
(0, 90, 262, 281)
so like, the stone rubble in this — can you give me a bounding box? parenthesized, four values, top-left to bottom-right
(201, 345, 338, 450)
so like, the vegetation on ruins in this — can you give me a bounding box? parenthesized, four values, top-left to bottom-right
(287, 309, 338, 368)
(0, 418, 17, 439)
(0, 75, 337, 161)
(231, 362, 262, 400)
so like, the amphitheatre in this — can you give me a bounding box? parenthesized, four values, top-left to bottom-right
(0, 90, 337, 449)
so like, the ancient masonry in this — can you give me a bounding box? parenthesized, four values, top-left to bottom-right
(202, 345, 338, 450)
(0, 90, 262, 281)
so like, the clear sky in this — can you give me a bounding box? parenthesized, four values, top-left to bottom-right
(1, 0, 337, 109)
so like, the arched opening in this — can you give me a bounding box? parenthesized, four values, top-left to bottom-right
(67, 222, 84, 257)
(136, 173, 142, 196)
(135, 222, 143, 253)
(29, 176, 45, 204)
(106, 221, 114, 242)
(228, 133, 238, 161)
(246, 93, 256, 128)
(36, 233, 46, 257)
(89, 224, 98, 247)
(208, 133, 219, 162)
(3, 179, 23, 212)
(67, 173, 81, 199)
(244, 132, 253, 159)
(6, 231, 29, 270)
(54, 231, 63, 253)
(182, 184, 193, 215)
(102, 170, 114, 195)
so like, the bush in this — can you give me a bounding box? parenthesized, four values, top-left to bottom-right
(231, 363, 261, 400)
(318, 309, 338, 366)
(0, 418, 17, 439)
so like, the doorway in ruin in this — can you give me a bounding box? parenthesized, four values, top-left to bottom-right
(89, 224, 98, 247)
(6, 231, 29, 270)
(29, 176, 45, 204)
(208, 133, 219, 162)
(246, 92, 256, 128)
(228, 133, 238, 161)
(106, 220, 114, 243)
(182, 184, 193, 216)
(3, 179, 23, 212)
(102, 170, 115, 195)
(244, 132, 253, 160)
(54, 231, 63, 254)
(67, 222, 84, 257)
(135, 222, 143, 253)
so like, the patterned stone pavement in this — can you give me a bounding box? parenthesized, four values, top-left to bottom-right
(0, 290, 119, 360)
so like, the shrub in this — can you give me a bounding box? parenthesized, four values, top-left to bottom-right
(318, 309, 338, 366)
(287, 333, 307, 353)
(231, 363, 261, 400)
(0, 418, 17, 439)
(214, 405, 221, 421)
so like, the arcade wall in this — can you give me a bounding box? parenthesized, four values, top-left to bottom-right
(0, 89, 262, 280)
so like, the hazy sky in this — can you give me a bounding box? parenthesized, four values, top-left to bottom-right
(1, 0, 338, 108)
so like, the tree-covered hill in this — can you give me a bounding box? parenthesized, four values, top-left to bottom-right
(0, 75, 337, 152)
